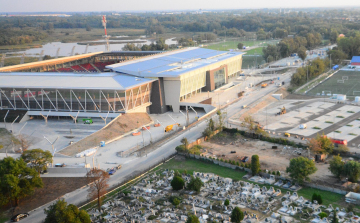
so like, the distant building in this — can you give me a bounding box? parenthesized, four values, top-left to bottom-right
(350, 56, 360, 67)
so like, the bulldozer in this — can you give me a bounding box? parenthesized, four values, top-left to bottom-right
(165, 123, 181, 132)
(275, 107, 286, 116)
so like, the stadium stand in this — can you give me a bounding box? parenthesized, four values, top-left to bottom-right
(71, 65, 86, 72)
(81, 63, 98, 72)
(93, 62, 113, 71)
(57, 68, 73, 72)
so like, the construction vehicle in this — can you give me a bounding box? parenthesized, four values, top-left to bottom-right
(284, 133, 291, 137)
(83, 118, 93, 124)
(165, 123, 180, 132)
(261, 83, 268, 88)
(275, 107, 286, 116)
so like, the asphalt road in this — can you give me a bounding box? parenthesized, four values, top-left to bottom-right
(23, 74, 291, 223)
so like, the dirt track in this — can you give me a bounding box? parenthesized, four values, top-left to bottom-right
(59, 113, 152, 156)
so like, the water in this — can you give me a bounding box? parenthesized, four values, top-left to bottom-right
(4, 38, 178, 57)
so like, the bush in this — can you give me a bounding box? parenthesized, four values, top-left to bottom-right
(171, 176, 185, 190)
(224, 199, 230, 206)
(319, 212, 328, 219)
(175, 145, 188, 153)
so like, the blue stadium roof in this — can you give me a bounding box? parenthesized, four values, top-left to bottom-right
(351, 56, 360, 63)
(106, 48, 243, 78)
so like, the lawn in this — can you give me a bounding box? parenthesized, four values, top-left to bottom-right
(244, 47, 264, 55)
(205, 40, 276, 51)
(297, 187, 344, 207)
(160, 158, 247, 180)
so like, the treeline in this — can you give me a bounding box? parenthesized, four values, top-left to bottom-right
(0, 28, 48, 46)
(262, 33, 322, 62)
(290, 58, 329, 87)
(122, 38, 170, 51)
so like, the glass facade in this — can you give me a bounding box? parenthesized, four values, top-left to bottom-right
(214, 68, 226, 89)
(0, 83, 151, 113)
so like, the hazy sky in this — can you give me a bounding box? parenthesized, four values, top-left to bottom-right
(1, 0, 360, 13)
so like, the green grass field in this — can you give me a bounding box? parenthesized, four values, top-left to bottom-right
(306, 70, 360, 98)
(244, 47, 264, 55)
(204, 40, 276, 51)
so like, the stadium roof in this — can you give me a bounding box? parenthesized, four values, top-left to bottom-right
(351, 56, 360, 65)
(107, 47, 243, 78)
(0, 72, 154, 90)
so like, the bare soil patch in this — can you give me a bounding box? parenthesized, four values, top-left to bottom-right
(2, 177, 89, 218)
(60, 113, 152, 156)
(202, 133, 331, 181)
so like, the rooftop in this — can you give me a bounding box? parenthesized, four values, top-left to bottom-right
(107, 47, 243, 78)
(351, 56, 360, 63)
(0, 72, 154, 90)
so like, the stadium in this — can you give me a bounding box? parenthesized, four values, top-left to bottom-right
(0, 47, 243, 120)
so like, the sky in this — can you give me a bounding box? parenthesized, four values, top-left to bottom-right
(1, 0, 360, 13)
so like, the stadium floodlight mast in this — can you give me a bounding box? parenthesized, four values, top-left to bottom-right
(10, 115, 19, 134)
(3, 110, 9, 128)
(43, 135, 59, 167)
(40, 110, 51, 124)
(99, 111, 110, 125)
(69, 111, 80, 124)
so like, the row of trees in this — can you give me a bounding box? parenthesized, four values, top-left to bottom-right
(290, 58, 329, 87)
(262, 33, 322, 63)
(0, 28, 48, 46)
(171, 171, 204, 192)
(329, 155, 360, 182)
(122, 38, 170, 51)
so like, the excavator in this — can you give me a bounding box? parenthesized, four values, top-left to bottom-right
(165, 123, 181, 132)
(275, 107, 286, 116)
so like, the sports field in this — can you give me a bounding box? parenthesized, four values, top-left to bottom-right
(306, 70, 360, 99)
(204, 39, 277, 51)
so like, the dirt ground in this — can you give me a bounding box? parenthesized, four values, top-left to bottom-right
(2, 177, 89, 218)
(60, 113, 152, 156)
(202, 133, 332, 182)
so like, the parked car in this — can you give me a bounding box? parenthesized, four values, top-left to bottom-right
(11, 213, 29, 222)
(54, 163, 66, 167)
(116, 164, 122, 170)
(108, 168, 116, 175)
(241, 156, 249, 162)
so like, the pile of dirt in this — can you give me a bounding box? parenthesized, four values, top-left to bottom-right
(59, 113, 152, 156)
(2, 177, 89, 217)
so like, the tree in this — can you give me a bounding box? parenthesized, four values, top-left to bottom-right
(230, 207, 244, 223)
(318, 194, 323, 204)
(86, 168, 110, 211)
(224, 199, 230, 206)
(181, 137, 189, 149)
(85, 25, 91, 31)
(308, 134, 334, 154)
(44, 199, 91, 223)
(216, 110, 226, 131)
(237, 43, 244, 49)
(332, 210, 339, 223)
(286, 157, 317, 183)
(0, 157, 43, 206)
(21, 148, 53, 175)
(297, 46, 307, 61)
(172, 197, 180, 206)
(171, 175, 185, 191)
(18, 134, 30, 152)
(311, 193, 318, 203)
(251, 155, 261, 176)
(328, 50, 347, 65)
(187, 176, 204, 192)
(186, 214, 199, 223)
(333, 144, 350, 155)
(329, 155, 344, 179)
(344, 161, 360, 182)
